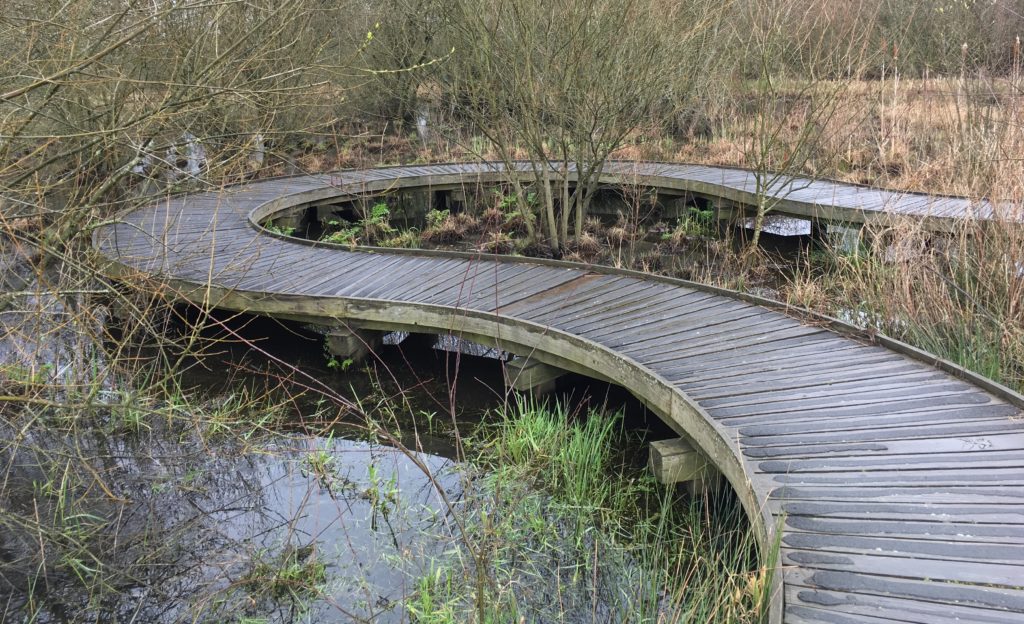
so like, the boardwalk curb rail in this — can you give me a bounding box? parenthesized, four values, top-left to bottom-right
(94, 162, 1024, 624)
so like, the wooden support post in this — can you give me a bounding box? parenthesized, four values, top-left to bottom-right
(662, 195, 691, 219)
(274, 211, 306, 233)
(314, 204, 340, 222)
(712, 198, 737, 224)
(449, 189, 467, 212)
(649, 437, 721, 495)
(505, 356, 566, 395)
(407, 187, 433, 213)
(324, 325, 382, 363)
(831, 223, 863, 255)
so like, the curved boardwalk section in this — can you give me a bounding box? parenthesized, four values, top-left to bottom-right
(94, 162, 1024, 623)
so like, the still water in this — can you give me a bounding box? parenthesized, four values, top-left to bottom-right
(1, 305, 664, 622)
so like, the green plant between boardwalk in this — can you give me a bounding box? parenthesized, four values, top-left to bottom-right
(405, 397, 770, 624)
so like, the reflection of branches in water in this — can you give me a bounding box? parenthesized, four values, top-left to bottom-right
(0, 401, 469, 623)
(0, 244, 498, 623)
(0, 408, 272, 621)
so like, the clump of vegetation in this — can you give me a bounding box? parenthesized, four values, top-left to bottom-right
(453, 212, 482, 236)
(659, 209, 715, 254)
(677, 207, 717, 240)
(244, 542, 327, 603)
(605, 215, 640, 248)
(360, 203, 397, 243)
(500, 211, 533, 237)
(265, 222, 297, 237)
(421, 219, 462, 244)
(322, 223, 360, 245)
(381, 228, 422, 249)
(404, 398, 770, 623)
(517, 240, 555, 259)
(563, 232, 602, 262)
(479, 207, 506, 232)
(422, 209, 481, 245)
(635, 249, 666, 273)
(322, 202, 395, 246)
(583, 216, 607, 237)
(478, 232, 515, 255)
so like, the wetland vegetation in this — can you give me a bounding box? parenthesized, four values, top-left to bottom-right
(2, 0, 1024, 621)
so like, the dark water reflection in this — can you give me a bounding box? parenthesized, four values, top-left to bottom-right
(2, 426, 469, 622)
(0, 311, 505, 622)
(1, 307, 669, 623)
(191, 435, 465, 623)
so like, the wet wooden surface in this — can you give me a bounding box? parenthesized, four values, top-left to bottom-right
(94, 162, 1024, 624)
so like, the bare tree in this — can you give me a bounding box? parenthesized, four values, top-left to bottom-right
(0, 0, 366, 238)
(439, 0, 720, 253)
(732, 0, 879, 252)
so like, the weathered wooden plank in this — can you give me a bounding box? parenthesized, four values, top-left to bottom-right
(526, 279, 682, 326)
(577, 293, 739, 340)
(782, 548, 1024, 588)
(496, 272, 600, 312)
(301, 253, 399, 295)
(770, 466, 1024, 487)
(671, 342, 897, 387)
(783, 605, 908, 624)
(564, 287, 710, 328)
(785, 590, 1022, 624)
(743, 404, 1021, 439)
(751, 422, 1024, 459)
(326, 256, 414, 296)
(432, 260, 557, 307)
(581, 297, 756, 345)
(779, 500, 1024, 524)
(706, 376, 970, 411)
(630, 321, 823, 360)
(685, 360, 932, 400)
(784, 567, 1024, 611)
(459, 266, 581, 307)
(709, 386, 994, 421)
(384, 258, 476, 301)
(622, 315, 810, 360)
(419, 262, 530, 305)
(495, 273, 628, 317)
(354, 257, 458, 299)
(746, 430, 1024, 460)
(244, 246, 360, 290)
(660, 331, 853, 376)
(782, 532, 1024, 566)
(770, 484, 1024, 504)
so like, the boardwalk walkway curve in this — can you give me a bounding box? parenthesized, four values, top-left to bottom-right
(94, 162, 1024, 624)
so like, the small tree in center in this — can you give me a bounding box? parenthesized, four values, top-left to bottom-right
(441, 0, 720, 253)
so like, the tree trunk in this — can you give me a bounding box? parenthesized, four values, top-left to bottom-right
(748, 194, 767, 253)
(560, 162, 571, 246)
(509, 174, 536, 240)
(577, 161, 604, 240)
(540, 163, 559, 251)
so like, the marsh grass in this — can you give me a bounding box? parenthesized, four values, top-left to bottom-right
(404, 396, 768, 623)
(782, 216, 1024, 391)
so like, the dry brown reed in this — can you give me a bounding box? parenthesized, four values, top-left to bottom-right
(783, 215, 1024, 390)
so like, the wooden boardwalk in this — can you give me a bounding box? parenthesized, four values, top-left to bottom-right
(94, 162, 1024, 623)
